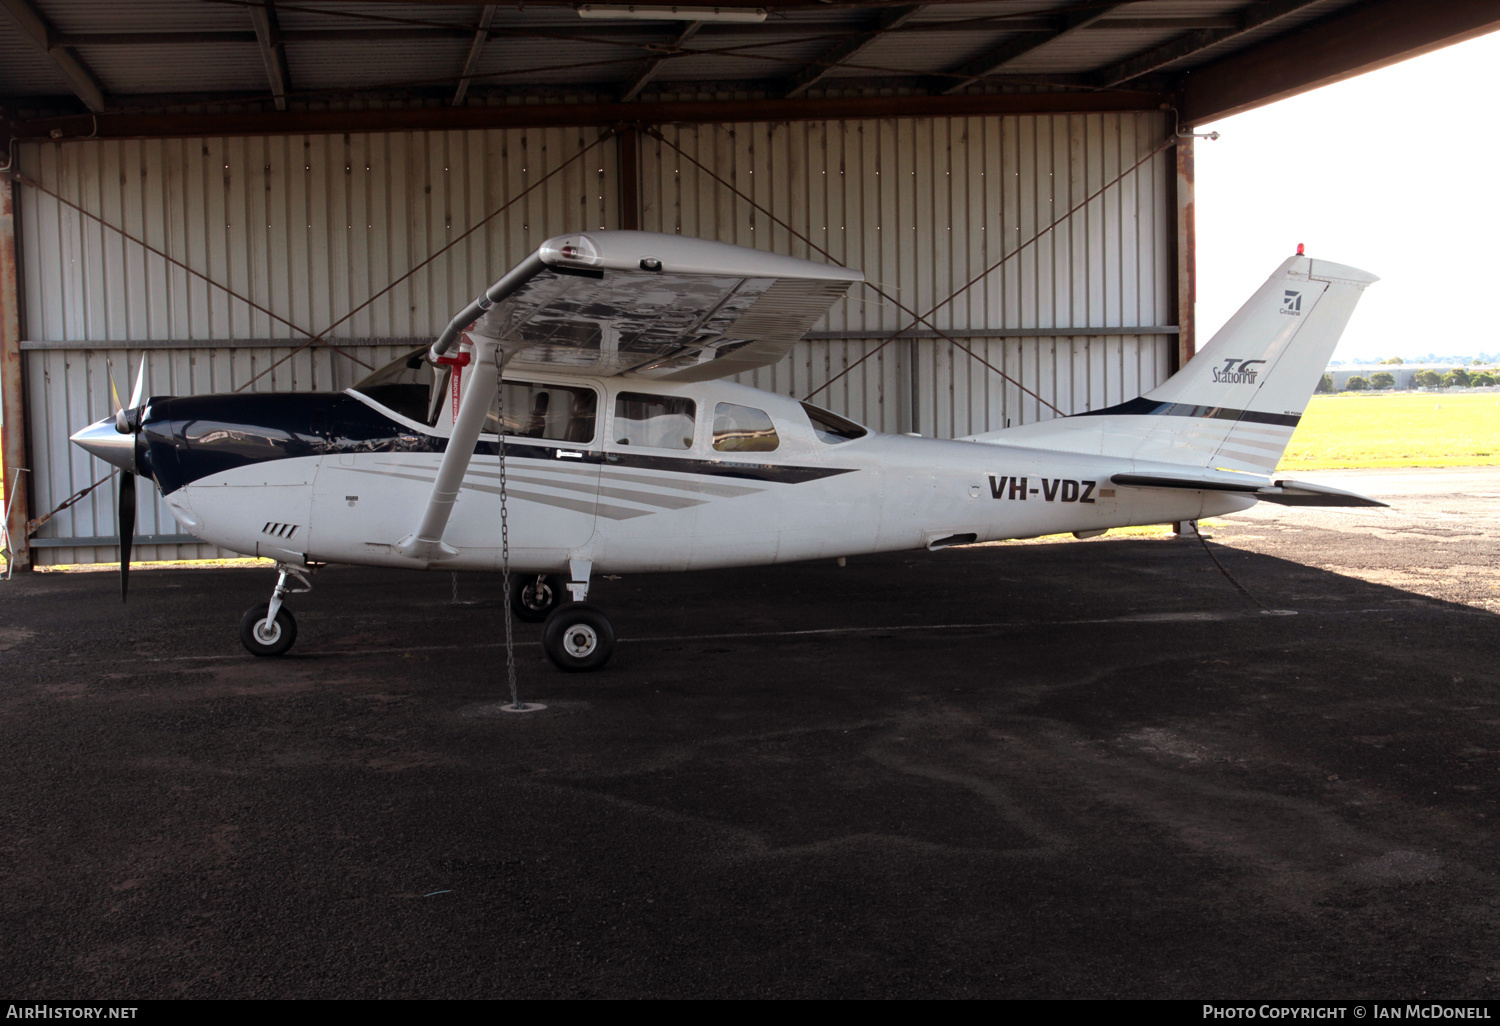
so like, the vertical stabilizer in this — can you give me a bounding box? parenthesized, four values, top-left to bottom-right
(966, 254, 1378, 472)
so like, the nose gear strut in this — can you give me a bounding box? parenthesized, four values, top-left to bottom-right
(240, 563, 312, 657)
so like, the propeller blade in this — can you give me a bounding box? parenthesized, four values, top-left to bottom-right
(119, 471, 136, 603)
(127, 354, 147, 411)
(109, 365, 133, 434)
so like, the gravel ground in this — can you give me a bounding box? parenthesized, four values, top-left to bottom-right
(2, 467, 1497, 999)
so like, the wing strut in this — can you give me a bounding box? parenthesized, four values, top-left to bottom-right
(395, 340, 502, 563)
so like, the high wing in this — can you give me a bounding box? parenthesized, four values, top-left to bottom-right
(430, 230, 864, 382)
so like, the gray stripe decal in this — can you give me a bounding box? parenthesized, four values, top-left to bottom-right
(461, 484, 653, 521)
(458, 468, 711, 510)
(344, 467, 651, 520)
(516, 473, 707, 510)
(600, 469, 765, 497)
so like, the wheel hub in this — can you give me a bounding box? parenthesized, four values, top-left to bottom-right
(562, 624, 598, 657)
(255, 620, 282, 645)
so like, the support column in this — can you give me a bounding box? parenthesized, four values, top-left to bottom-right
(1, 172, 30, 572)
(1174, 134, 1197, 372)
(617, 127, 640, 231)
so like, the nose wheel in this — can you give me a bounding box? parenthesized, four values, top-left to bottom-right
(541, 603, 615, 672)
(239, 563, 311, 657)
(240, 603, 297, 656)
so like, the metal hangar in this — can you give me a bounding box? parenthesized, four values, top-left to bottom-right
(1, 0, 1496, 567)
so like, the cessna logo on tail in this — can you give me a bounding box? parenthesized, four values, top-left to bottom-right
(1212, 358, 1266, 385)
(1281, 290, 1303, 315)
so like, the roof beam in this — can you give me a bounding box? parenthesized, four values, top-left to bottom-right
(783, 4, 924, 99)
(1181, 0, 1500, 125)
(1095, 0, 1324, 89)
(619, 21, 703, 102)
(452, 4, 496, 106)
(13, 89, 1170, 141)
(248, 1, 292, 112)
(0, 0, 108, 112)
(933, 1, 1125, 96)
(40, 15, 1246, 50)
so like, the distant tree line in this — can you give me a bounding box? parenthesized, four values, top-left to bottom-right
(1321, 367, 1497, 393)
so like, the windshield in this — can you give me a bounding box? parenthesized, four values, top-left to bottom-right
(353, 347, 451, 426)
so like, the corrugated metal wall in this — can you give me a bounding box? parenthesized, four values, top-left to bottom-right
(643, 115, 1174, 435)
(15, 111, 1175, 564)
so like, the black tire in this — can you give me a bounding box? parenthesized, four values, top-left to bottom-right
(510, 573, 568, 623)
(541, 603, 615, 672)
(239, 603, 297, 657)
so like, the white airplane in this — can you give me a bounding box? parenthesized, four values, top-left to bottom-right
(71, 231, 1383, 672)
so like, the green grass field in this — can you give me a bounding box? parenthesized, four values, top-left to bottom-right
(1276, 392, 1500, 471)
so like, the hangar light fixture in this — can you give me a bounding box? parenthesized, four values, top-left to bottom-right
(577, 5, 767, 22)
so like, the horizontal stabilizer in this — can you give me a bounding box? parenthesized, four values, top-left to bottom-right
(1112, 471, 1270, 493)
(1111, 471, 1386, 507)
(1257, 478, 1388, 507)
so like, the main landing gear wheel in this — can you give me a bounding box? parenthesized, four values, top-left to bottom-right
(240, 603, 298, 657)
(541, 603, 615, 672)
(510, 573, 568, 623)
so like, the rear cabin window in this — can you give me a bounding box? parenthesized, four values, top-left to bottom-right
(800, 401, 868, 444)
(614, 393, 695, 450)
(485, 381, 597, 444)
(713, 403, 779, 453)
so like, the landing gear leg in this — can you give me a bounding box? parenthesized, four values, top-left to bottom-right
(240, 563, 312, 657)
(541, 559, 615, 672)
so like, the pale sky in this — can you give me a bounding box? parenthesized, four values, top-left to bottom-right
(1195, 29, 1500, 364)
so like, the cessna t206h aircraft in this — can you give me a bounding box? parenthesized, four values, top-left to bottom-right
(72, 231, 1383, 671)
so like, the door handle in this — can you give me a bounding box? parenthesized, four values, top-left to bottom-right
(555, 450, 584, 459)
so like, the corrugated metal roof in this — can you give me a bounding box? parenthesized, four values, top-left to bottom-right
(285, 39, 474, 91)
(79, 44, 268, 95)
(40, 0, 250, 34)
(1157, 0, 1364, 73)
(857, 30, 1043, 77)
(1005, 28, 1194, 75)
(275, 2, 478, 31)
(0, 0, 1474, 114)
(0, 32, 75, 95)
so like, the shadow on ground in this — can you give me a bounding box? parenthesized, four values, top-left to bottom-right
(2, 535, 1497, 998)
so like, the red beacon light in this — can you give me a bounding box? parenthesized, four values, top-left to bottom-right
(559, 245, 579, 259)
(1296, 243, 1305, 256)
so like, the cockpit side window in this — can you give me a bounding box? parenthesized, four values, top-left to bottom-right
(484, 381, 598, 444)
(353, 346, 451, 426)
